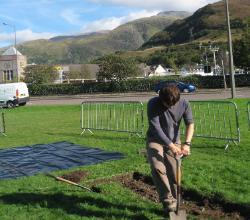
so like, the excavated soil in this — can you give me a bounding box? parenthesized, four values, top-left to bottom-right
(60, 170, 249, 219)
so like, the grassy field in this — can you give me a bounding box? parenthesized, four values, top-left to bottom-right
(0, 98, 249, 219)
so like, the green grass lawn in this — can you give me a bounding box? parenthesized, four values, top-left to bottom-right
(0, 99, 249, 219)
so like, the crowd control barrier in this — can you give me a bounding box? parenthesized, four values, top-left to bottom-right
(81, 100, 240, 150)
(183, 101, 240, 149)
(81, 101, 144, 136)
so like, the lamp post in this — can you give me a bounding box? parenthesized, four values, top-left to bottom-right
(3, 22, 18, 82)
(225, 0, 236, 98)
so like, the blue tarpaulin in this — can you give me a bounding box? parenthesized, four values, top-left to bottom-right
(0, 141, 124, 179)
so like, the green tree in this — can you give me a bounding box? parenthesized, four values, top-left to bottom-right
(23, 65, 58, 84)
(233, 19, 250, 68)
(97, 55, 141, 81)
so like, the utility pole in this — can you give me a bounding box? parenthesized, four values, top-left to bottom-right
(210, 45, 219, 75)
(189, 27, 194, 42)
(221, 59, 227, 89)
(199, 43, 219, 74)
(225, 0, 236, 98)
(3, 22, 18, 82)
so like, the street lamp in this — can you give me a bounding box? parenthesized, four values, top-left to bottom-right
(225, 0, 236, 98)
(3, 23, 16, 48)
(3, 22, 18, 82)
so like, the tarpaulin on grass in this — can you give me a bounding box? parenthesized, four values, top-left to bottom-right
(0, 141, 124, 179)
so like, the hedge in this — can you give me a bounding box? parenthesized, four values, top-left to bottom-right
(28, 74, 250, 96)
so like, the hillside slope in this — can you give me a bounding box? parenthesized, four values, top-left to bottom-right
(143, 0, 250, 48)
(15, 12, 189, 64)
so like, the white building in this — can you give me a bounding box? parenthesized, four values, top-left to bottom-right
(181, 64, 214, 76)
(148, 65, 175, 77)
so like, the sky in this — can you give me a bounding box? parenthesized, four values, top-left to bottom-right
(0, 0, 219, 47)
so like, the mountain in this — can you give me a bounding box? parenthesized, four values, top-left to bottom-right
(143, 0, 250, 48)
(15, 12, 189, 64)
(49, 31, 110, 42)
(157, 11, 191, 17)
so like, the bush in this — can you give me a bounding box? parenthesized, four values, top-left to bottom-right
(28, 74, 250, 96)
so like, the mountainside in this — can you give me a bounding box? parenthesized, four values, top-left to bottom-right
(15, 12, 189, 64)
(49, 31, 110, 42)
(143, 0, 250, 48)
(157, 11, 191, 17)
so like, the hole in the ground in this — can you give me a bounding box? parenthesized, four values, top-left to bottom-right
(117, 172, 248, 219)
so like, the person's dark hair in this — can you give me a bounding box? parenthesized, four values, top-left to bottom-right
(159, 84, 180, 107)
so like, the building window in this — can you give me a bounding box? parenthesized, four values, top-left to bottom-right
(3, 70, 14, 81)
(3, 71, 6, 81)
(8, 70, 13, 80)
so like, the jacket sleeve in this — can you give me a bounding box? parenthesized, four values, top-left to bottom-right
(183, 100, 194, 125)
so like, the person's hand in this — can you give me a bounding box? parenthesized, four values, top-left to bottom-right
(169, 144, 182, 155)
(181, 144, 190, 156)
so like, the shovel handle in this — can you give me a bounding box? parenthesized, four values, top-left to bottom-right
(176, 157, 182, 214)
(55, 176, 92, 191)
(46, 173, 92, 192)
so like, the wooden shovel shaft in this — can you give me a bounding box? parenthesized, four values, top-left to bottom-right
(176, 158, 181, 213)
(169, 156, 187, 220)
(47, 173, 92, 191)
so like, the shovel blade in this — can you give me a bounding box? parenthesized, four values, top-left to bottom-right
(169, 210, 187, 220)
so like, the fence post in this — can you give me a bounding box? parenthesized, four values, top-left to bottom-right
(0, 112, 6, 136)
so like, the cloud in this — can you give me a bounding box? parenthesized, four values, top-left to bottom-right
(81, 9, 159, 33)
(0, 29, 58, 45)
(88, 0, 219, 11)
(60, 9, 81, 25)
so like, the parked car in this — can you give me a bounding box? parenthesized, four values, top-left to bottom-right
(154, 80, 196, 93)
(0, 82, 30, 108)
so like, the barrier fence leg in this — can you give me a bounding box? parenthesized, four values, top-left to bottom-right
(81, 129, 94, 135)
(224, 141, 230, 150)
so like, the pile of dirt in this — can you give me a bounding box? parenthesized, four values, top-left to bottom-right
(60, 170, 89, 183)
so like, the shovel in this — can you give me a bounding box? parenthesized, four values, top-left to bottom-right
(46, 173, 101, 192)
(169, 156, 187, 220)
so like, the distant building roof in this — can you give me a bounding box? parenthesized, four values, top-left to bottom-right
(62, 64, 99, 79)
(2, 47, 22, 56)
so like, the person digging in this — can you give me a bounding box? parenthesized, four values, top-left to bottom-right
(146, 84, 194, 216)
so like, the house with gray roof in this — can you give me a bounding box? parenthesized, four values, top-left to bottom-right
(61, 64, 99, 83)
(0, 47, 27, 83)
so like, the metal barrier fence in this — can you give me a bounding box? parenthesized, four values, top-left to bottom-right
(80, 100, 240, 149)
(0, 112, 6, 136)
(181, 101, 240, 149)
(81, 101, 144, 136)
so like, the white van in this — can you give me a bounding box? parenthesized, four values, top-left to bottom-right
(0, 82, 29, 108)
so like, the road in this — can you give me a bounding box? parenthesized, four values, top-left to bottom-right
(28, 87, 250, 106)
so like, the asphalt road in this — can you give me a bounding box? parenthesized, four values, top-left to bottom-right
(28, 87, 250, 106)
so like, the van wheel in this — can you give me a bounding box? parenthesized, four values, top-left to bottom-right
(19, 102, 26, 106)
(7, 101, 15, 108)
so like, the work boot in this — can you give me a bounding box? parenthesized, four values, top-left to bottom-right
(162, 199, 177, 213)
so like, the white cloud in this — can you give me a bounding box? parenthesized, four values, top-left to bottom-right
(81, 10, 159, 33)
(60, 9, 81, 25)
(88, 0, 219, 11)
(0, 29, 58, 45)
